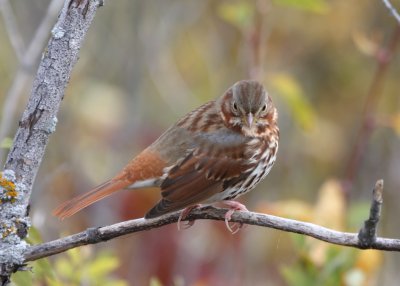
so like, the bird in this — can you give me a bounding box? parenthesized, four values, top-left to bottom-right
(53, 80, 279, 232)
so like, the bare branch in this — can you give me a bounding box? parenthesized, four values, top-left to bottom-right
(0, 0, 63, 162)
(24, 208, 400, 263)
(0, 0, 103, 283)
(344, 26, 400, 188)
(382, 0, 400, 24)
(0, 0, 25, 61)
(23, 180, 400, 263)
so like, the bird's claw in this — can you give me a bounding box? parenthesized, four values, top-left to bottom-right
(177, 204, 201, 231)
(224, 208, 244, 234)
(222, 201, 248, 234)
(177, 216, 195, 230)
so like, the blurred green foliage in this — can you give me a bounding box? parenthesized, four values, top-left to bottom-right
(11, 228, 127, 286)
(281, 236, 356, 286)
(273, 0, 329, 13)
(217, 2, 255, 29)
(280, 200, 380, 286)
(0, 137, 12, 149)
(270, 73, 316, 131)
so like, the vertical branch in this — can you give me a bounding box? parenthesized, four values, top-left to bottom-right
(0, 0, 63, 162)
(246, 0, 269, 80)
(0, 0, 103, 284)
(358, 180, 383, 247)
(0, 0, 25, 61)
(344, 26, 400, 189)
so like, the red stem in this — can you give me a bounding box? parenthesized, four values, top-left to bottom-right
(344, 25, 400, 190)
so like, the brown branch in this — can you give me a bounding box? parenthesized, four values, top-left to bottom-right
(344, 26, 400, 188)
(23, 180, 400, 263)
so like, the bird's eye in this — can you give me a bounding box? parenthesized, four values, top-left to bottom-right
(261, 104, 267, 112)
(233, 102, 238, 111)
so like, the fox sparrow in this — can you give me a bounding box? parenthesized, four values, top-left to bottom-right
(54, 80, 279, 231)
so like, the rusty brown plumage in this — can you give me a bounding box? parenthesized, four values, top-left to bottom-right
(53, 80, 279, 224)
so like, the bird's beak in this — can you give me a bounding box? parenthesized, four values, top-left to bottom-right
(246, 113, 254, 128)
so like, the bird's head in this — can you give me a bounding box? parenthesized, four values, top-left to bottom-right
(219, 80, 278, 137)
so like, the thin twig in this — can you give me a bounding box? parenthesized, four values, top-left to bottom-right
(344, 26, 400, 188)
(358, 180, 383, 247)
(143, 2, 204, 115)
(0, 0, 25, 61)
(0, 0, 63, 163)
(382, 0, 400, 24)
(23, 180, 400, 262)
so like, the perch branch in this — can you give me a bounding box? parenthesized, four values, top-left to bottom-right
(24, 179, 400, 263)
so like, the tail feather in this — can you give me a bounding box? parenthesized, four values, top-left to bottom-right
(53, 179, 130, 219)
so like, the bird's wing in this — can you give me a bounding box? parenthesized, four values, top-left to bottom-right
(145, 130, 257, 218)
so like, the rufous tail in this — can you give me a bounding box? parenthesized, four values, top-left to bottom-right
(53, 179, 130, 219)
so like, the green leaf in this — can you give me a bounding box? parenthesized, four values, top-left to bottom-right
(270, 73, 316, 131)
(347, 201, 370, 230)
(33, 255, 57, 281)
(11, 270, 33, 286)
(45, 276, 65, 286)
(0, 137, 13, 149)
(25, 226, 43, 244)
(14, 228, 128, 286)
(87, 252, 120, 279)
(67, 247, 83, 267)
(217, 1, 254, 29)
(273, 0, 329, 13)
(281, 264, 318, 286)
(55, 257, 76, 280)
(290, 233, 308, 251)
(13, 227, 59, 286)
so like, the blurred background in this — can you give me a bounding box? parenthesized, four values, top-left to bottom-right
(1, 0, 400, 285)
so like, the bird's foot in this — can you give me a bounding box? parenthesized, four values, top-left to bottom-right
(177, 204, 201, 230)
(221, 200, 248, 234)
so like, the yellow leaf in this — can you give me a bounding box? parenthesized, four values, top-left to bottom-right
(300, 119, 346, 163)
(149, 277, 164, 286)
(256, 200, 313, 222)
(70, 79, 128, 133)
(270, 73, 316, 131)
(88, 252, 120, 278)
(217, 1, 254, 29)
(273, 0, 329, 13)
(0, 137, 12, 149)
(308, 179, 346, 265)
(67, 247, 83, 266)
(355, 250, 383, 276)
(313, 179, 346, 230)
(390, 113, 400, 136)
(352, 31, 379, 57)
(55, 257, 75, 279)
